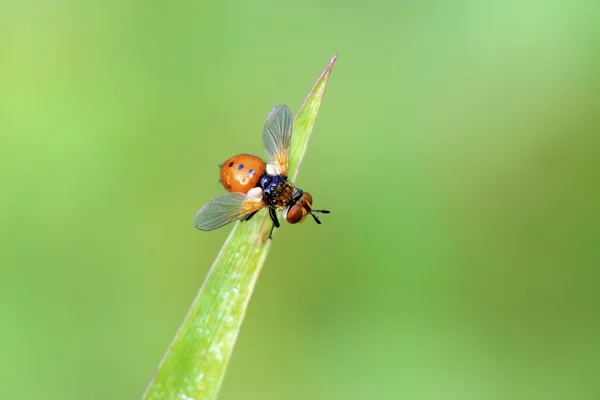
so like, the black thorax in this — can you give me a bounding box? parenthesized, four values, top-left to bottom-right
(259, 174, 302, 209)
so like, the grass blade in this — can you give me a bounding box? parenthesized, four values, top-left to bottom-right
(143, 54, 338, 400)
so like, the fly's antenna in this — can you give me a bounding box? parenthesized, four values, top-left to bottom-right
(309, 209, 330, 224)
(309, 212, 321, 224)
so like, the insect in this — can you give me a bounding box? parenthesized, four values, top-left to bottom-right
(194, 104, 330, 237)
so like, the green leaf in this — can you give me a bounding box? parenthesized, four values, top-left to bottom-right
(143, 54, 338, 400)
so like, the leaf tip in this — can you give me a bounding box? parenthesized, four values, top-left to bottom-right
(327, 54, 338, 71)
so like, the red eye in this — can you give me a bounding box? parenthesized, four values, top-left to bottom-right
(301, 192, 313, 209)
(285, 205, 304, 224)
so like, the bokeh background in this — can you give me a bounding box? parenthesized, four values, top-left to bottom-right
(2, 0, 599, 399)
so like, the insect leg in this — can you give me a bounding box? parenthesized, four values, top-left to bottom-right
(268, 207, 280, 227)
(292, 189, 304, 202)
(267, 208, 280, 239)
(244, 210, 259, 221)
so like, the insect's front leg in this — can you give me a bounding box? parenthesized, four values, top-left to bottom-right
(268, 207, 280, 227)
(268, 207, 280, 239)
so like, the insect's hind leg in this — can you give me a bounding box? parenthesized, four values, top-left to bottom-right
(244, 210, 259, 221)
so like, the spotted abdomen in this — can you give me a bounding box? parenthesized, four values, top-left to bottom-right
(219, 154, 266, 193)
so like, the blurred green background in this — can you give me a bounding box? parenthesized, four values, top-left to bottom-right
(1, 0, 599, 399)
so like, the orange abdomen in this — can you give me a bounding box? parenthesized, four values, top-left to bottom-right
(220, 154, 266, 193)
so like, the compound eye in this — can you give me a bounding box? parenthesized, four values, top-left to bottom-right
(285, 204, 304, 224)
(302, 192, 313, 208)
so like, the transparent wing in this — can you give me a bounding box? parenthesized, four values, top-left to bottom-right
(194, 193, 264, 231)
(262, 104, 293, 175)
